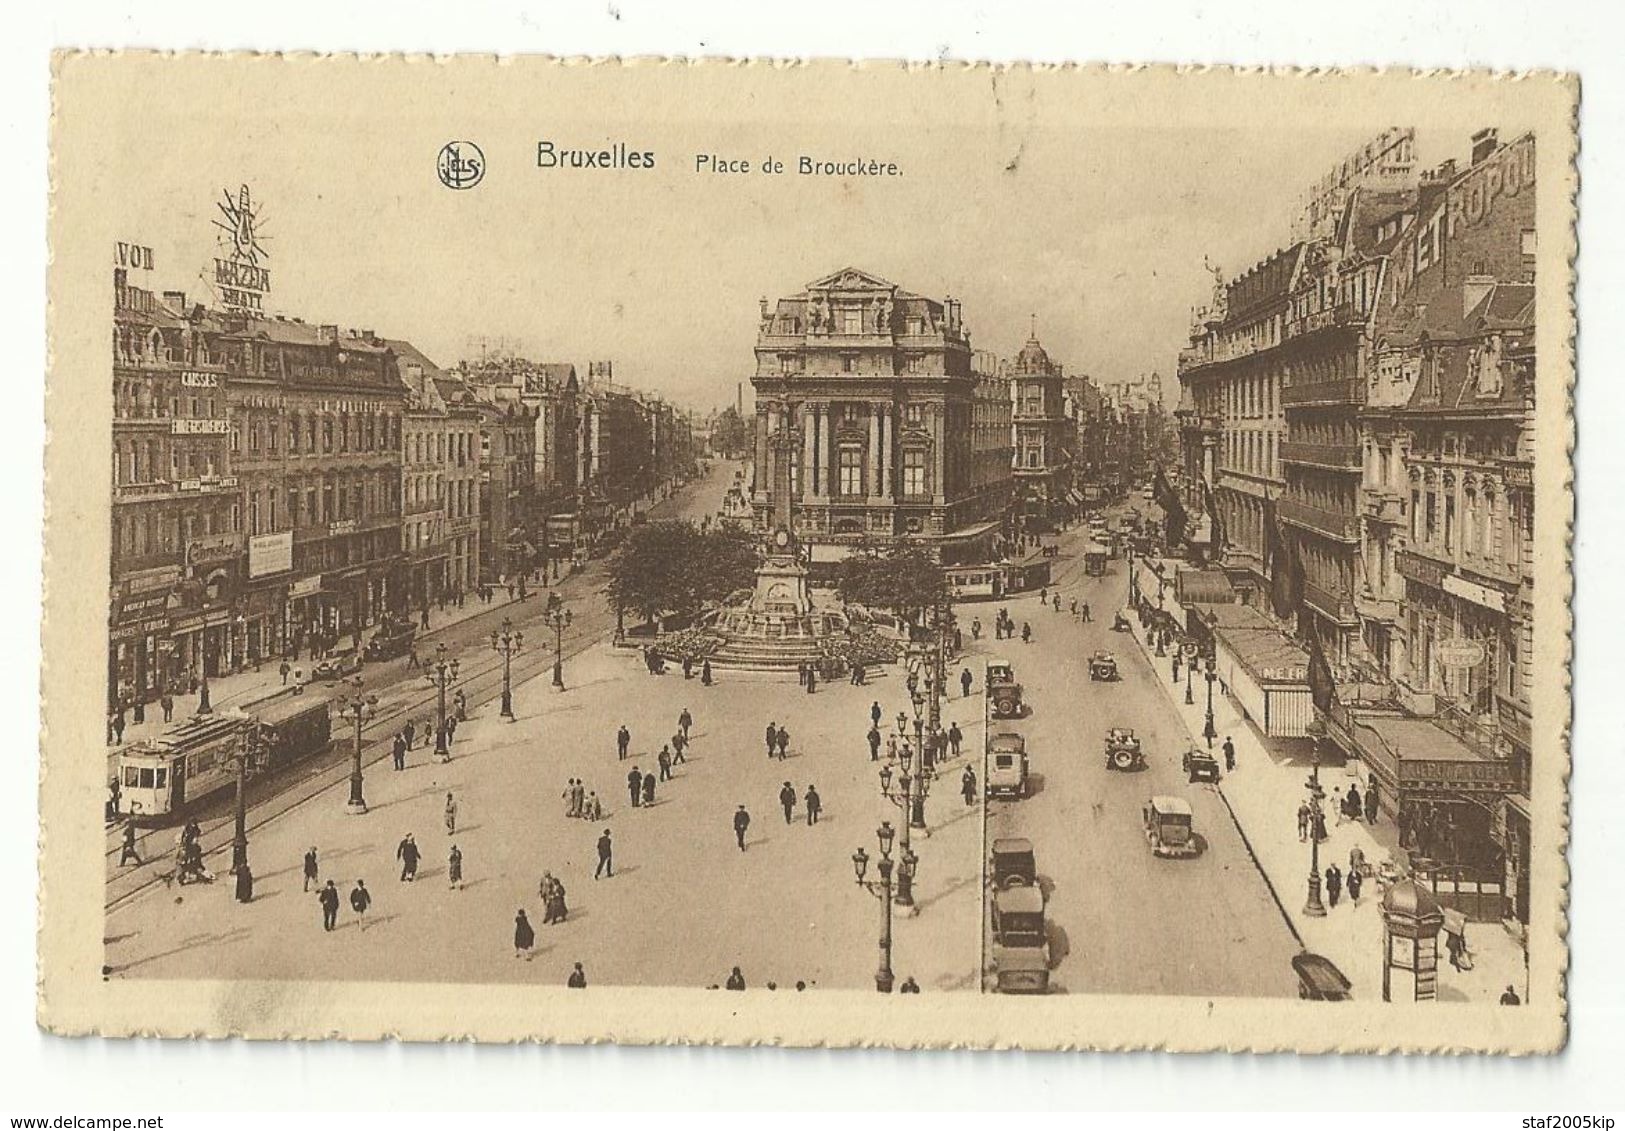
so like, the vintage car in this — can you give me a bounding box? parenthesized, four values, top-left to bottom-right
(1291, 952, 1353, 1001)
(311, 645, 362, 683)
(1143, 795, 1199, 858)
(1104, 725, 1144, 771)
(989, 837, 1037, 889)
(1182, 746, 1221, 783)
(986, 732, 1030, 800)
(986, 659, 1024, 719)
(364, 618, 417, 662)
(1089, 651, 1119, 681)
(990, 884, 1050, 994)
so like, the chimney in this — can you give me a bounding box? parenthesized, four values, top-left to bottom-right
(758, 297, 769, 323)
(1463, 274, 1496, 319)
(1470, 128, 1500, 166)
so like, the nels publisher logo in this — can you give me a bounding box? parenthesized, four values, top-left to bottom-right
(437, 141, 486, 190)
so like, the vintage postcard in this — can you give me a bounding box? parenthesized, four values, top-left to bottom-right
(40, 56, 1576, 1051)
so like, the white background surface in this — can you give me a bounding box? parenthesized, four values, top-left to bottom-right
(5, 0, 1621, 1111)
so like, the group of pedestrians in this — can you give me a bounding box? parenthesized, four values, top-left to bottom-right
(763, 721, 792, 760)
(776, 781, 822, 826)
(561, 778, 604, 821)
(390, 713, 459, 770)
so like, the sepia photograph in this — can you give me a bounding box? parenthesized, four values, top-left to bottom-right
(39, 56, 1575, 1053)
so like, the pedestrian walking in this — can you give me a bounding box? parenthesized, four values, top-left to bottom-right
(568, 962, 588, 988)
(1325, 864, 1342, 908)
(1021, 622, 1032, 644)
(1333, 787, 1348, 825)
(886, 734, 898, 761)
(161, 692, 175, 722)
(397, 834, 420, 882)
(725, 967, 746, 991)
(448, 844, 463, 890)
(1365, 781, 1380, 824)
(627, 767, 643, 809)
(349, 880, 371, 930)
(672, 730, 688, 763)
(617, 725, 631, 760)
(280, 660, 291, 686)
(805, 784, 821, 826)
(796, 661, 807, 687)
(776, 726, 790, 760)
(971, 617, 982, 640)
(392, 733, 407, 771)
(319, 879, 340, 931)
(1222, 736, 1236, 772)
(444, 792, 458, 835)
(641, 771, 656, 807)
(701, 660, 713, 686)
(584, 791, 602, 821)
(234, 861, 254, 904)
(118, 822, 141, 866)
(1347, 783, 1364, 823)
(112, 709, 126, 745)
(302, 847, 319, 892)
(595, 829, 614, 878)
(682, 656, 693, 680)
(733, 804, 751, 851)
(562, 778, 577, 817)
(572, 779, 586, 818)
(1500, 985, 1521, 1005)
(446, 715, 459, 746)
(948, 722, 963, 759)
(779, 781, 796, 824)
(406, 647, 421, 671)
(1172, 654, 1182, 682)
(1347, 868, 1363, 905)
(961, 766, 978, 806)
(679, 708, 693, 741)
(899, 977, 921, 994)
(765, 722, 778, 759)
(514, 909, 535, 960)
(1081, 601, 1091, 623)
(1070, 599, 1078, 616)
(658, 747, 673, 781)
(870, 701, 883, 727)
(961, 668, 973, 698)
(403, 719, 416, 750)
(1296, 802, 1311, 842)
(806, 666, 817, 694)
(867, 725, 882, 761)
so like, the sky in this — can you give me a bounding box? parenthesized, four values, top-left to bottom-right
(85, 61, 1512, 415)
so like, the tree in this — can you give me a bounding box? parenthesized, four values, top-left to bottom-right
(606, 521, 759, 626)
(835, 543, 948, 629)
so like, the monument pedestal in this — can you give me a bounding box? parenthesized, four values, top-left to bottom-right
(752, 554, 812, 615)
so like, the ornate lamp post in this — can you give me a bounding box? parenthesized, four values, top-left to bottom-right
(490, 617, 524, 720)
(1203, 655, 1218, 749)
(228, 724, 263, 874)
(336, 677, 379, 815)
(1303, 716, 1328, 917)
(430, 644, 460, 763)
(877, 763, 919, 909)
(1184, 646, 1196, 705)
(546, 594, 568, 689)
(852, 821, 914, 993)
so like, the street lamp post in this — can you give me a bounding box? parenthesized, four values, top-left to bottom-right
(546, 596, 568, 689)
(1304, 718, 1328, 917)
(1184, 650, 1195, 705)
(336, 677, 379, 815)
(877, 763, 919, 909)
(852, 821, 914, 993)
(430, 645, 460, 763)
(490, 618, 524, 720)
(1203, 656, 1218, 749)
(228, 725, 260, 874)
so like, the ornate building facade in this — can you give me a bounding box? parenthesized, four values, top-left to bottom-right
(749, 268, 1002, 564)
(1003, 327, 1072, 533)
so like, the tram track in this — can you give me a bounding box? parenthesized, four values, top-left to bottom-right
(104, 601, 614, 913)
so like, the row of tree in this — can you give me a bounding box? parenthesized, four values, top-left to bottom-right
(605, 520, 948, 630)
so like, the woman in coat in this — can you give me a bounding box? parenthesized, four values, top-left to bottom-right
(514, 909, 535, 959)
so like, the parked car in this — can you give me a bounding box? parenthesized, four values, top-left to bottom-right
(1182, 746, 1221, 783)
(312, 645, 361, 683)
(987, 732, 1030, 800)
(990, 884, 1050, 994)
(1291, 952, 1353, 1001)
(364, 618, 416, 662)
(986, 659, 1024, 719)
(989, 837, 1037, 889)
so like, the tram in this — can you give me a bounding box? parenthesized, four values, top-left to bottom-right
(115, 694, 332, 825)
(946, 565, 1004, 601)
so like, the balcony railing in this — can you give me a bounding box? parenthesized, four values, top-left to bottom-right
(1280, 440, 1361, 470)
(1281, 378, 1362, 407)
(1302, 578, 1357, 624)
(1277, 496, 1360, 542)
(1355, 587, 1401, 623)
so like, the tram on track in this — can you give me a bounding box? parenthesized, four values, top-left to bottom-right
(115, 694, 332, 825)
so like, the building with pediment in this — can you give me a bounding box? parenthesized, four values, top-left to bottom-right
(749, 268, 1007, 565)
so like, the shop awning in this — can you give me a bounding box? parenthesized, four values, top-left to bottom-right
(939, 520, 1001, 544)
(1206, 603, 1309, 683)
(1177, 568, 1238, 605)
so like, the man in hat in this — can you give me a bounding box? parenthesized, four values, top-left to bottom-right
(804, 784, 822, 826)
(397, 833, 420, 882)
(349, 879, 371, 930)
(595, 829, 613, 879)
(302, 847, 320, 892)
(779, 781, 797, 825)
(733, 804, 751, 852)
(318, 879, 340, 931)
